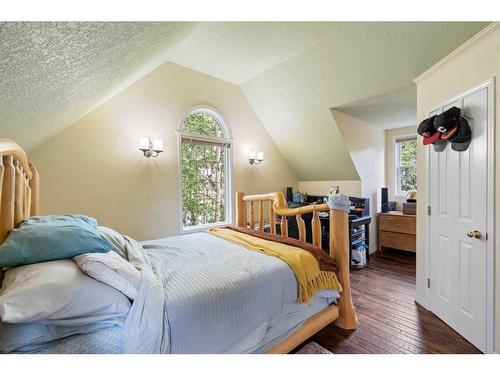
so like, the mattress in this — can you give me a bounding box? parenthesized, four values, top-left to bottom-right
(141, 233, 338, 353)
(6, 232, 339, 354)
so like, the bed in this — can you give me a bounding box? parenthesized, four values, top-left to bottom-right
(0, 139, 358, 354)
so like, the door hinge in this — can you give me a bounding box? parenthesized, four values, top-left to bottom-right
(427, 278, 431, 288)
(427, 206, 431, 215)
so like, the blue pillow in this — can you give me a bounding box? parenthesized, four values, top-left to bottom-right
(0, 216, 111, 268)
(21, 215, 98, 231)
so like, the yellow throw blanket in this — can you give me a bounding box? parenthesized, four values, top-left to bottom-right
(208, 227, 342, 303)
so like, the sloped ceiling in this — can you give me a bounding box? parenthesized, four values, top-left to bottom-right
(0, 21, 489, 180)
(238, 22, 489, 180)
(0, 22, 196, 151)
(333, 84, 417, 130)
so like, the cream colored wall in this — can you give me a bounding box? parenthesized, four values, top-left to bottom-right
(385, 125, 417, 210)
(414, 24, 500, 352)
(297, 180, 361, 197)
(29, 62, 298, 241)
(332, 110, 385, 254)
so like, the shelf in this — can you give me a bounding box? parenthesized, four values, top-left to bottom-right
(351, 229, 366, 235)
(351, 238, 366, 247)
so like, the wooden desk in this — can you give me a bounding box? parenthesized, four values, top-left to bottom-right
(378, 211, 416, 253)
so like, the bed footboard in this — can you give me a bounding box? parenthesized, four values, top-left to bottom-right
(235, 191, 358, 334)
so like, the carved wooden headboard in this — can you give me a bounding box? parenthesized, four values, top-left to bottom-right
(0, 139, 39, 245)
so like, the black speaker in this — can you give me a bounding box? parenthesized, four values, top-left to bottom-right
(286, 187, 293, 203)
(381, 187, 389, 213)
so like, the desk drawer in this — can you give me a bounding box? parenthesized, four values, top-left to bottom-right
(379, 230, 416, 252)
(379, 214, 416, 235)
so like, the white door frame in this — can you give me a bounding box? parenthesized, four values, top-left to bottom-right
(424, 78, 495, 353)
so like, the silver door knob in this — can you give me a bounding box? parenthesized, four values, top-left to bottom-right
(467, 230, 482, 239)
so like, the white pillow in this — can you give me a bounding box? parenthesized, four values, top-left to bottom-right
(74, 251, 141, 300)
(98, 226, 128, 259)
(0, 260, 131, 325)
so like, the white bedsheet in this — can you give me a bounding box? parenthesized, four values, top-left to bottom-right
(1, 232, 339, 354)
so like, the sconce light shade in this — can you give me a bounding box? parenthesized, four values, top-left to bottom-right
(139, 137, 164, 158)
(248, 149, 256, 160)
(139, 137, 150, 151)
(249, 149, 264, 165)
(152, 139, 164, 152)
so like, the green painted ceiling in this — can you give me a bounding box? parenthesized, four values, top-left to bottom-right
(0, 22, 489, 180)
(333, 84, 417, 130)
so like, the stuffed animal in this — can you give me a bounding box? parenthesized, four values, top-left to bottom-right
(417, 106, 472, 152)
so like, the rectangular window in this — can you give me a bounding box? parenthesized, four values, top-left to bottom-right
(181, 139, 228, 229)
(395, 136, 417, 195)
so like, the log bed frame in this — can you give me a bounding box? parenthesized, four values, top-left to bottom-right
(237, 192, 359, 353)
(0, 138, 358, 354)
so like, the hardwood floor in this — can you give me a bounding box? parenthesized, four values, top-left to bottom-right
(298, 249, 481, 354)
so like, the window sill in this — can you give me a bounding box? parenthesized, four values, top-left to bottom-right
(394, 193, 408, 197)
(180, 221, 231, 235)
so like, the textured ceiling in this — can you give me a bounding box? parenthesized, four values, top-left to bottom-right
(239, 22, 489, 179)
(333, 85, 417, 130)
(0, 22, 196, 151)
(0, 21, 490, 180)
(165, 22, 337, 84)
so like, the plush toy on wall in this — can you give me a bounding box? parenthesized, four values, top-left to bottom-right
(417, 106, 472, 152)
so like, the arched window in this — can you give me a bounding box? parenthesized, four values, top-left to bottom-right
(178, 107, 232, 231)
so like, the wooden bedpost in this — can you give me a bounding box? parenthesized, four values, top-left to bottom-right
(235, 192, 245, 227)
(0, 156, 15, 244)
(0, 139, 39, 245)
(330, 208, 359, 330)
(29, 163, 40, 216)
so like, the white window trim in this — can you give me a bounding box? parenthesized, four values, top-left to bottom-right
(394, 134, 417, 196)
(177, 106, 233, 234)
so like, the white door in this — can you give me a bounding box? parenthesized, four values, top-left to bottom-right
(428, 83, 492, 352)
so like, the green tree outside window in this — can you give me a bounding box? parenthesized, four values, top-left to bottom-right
(180, 110, 230, 228)
(397, 137, 417, 193)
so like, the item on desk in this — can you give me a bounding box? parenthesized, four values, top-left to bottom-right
(286, 187, 293, 203)
(406, 190, 417, 203)
(329, 185, 339, 195)
(292, 191, 307, 204)
(327, 193, 351, 212)
(388, 201, 397, 211)
(403, 202, 417, 215)
(381, 187, 389, 213)
(349, 197, 369, 217)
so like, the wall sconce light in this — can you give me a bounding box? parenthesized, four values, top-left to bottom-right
(248, 149, 264, 165)
(139, 137, 164, 158)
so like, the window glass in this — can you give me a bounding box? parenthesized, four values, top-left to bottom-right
(396, 137, 417, 194)
(180, 109, 231, 230)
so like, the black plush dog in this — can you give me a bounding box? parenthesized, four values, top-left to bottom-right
(417, 115, 447, 152)
(417, 106, 472, 152)
(434, 107, 471, 151)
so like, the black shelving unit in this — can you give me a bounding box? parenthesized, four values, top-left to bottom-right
(349, 216, 371, 268)
(275, 194, 372, 269)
